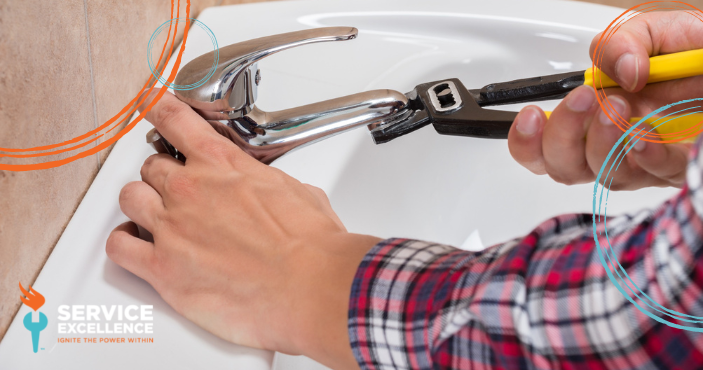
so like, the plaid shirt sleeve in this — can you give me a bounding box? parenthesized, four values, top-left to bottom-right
(348, 138, 703, 369)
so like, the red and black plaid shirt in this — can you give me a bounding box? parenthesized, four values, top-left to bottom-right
(348, 138, 703, 369)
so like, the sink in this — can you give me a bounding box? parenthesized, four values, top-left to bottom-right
(0, 0, 679, 369)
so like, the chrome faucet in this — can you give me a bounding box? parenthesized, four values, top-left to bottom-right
(147, 27, 409, 164)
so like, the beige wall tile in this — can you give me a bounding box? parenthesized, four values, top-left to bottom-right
(0, 0, 98, 340)
(87, 0, 219, 165)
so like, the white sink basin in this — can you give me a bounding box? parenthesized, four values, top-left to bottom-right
(0, 1, 678, 369)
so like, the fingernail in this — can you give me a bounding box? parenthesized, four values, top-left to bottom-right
(633, 139, 646, 152)
(516, 107, 540, 136)
(599, 96, 626, 125)
(136, 89, 159, 113)
(566, 85, 596, 112)
(615, 53, 639, 92)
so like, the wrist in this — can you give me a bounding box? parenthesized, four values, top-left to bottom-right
(284, 231, 381, 369)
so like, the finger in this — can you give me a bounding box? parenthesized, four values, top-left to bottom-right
(141, 153, 184, 196)
(507, 106, 547, 175)
(542, 86, 598, 185)
(592, 79, 703, 121)
(585, 95, 664, 190)
(119, 181, 165, 232)
(106, 221, 156, 282)
(136, 88, 158, 114)
(142, 91, 237, 162)
(589, 23, 650, 92)
(588, 11, 703, 93)
(629, 125, 691, 187)
(631, 75, 703, 115)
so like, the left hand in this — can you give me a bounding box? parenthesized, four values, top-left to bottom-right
(107, 91, 380, 369)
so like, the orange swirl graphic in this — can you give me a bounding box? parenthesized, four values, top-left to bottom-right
(0, 0, 192, 171)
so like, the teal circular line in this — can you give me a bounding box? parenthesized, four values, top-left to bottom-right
(598, 104, 703, 322)
(147, 18, 218, 89)
(593, 98, 703, 331)
(596, 103, 703, 319)
(600, 107, 703, 323)
(147, 18, 219, 91)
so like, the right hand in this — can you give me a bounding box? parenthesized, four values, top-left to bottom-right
(507, 11, 703, 190)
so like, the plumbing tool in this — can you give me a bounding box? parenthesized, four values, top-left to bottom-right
(369, 48, 703, 144)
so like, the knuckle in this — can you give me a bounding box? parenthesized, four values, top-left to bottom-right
(143, 154, 157, 166)
(546, 162, 594, 186)
(306, 184, 328, 200)
(507, 139, 526, 160)
(308, 184, 324, 195)
(528, 162, 548, 175)
(544, 164, 572, 185)
(508, 146, 545, 174)
(156, 211, 180, 232)
(598, 176, 627, 191)
(660, 171, 686, 186)
(163, 172, 196, 198)
(548, 172, 579, 186)
(150, 255, 167, 281)
(607, 182, 626, 191)
(588, 32, 602, 56)
(153, 99, 186, 125)
(105, 231, 127, 259)
(553, 177, 574, 186)
(140, 155, 157, 178)
(148, 266, 167, 294)
(519, 159, 546, 176)
(149, 255, 176, 292)
(119, 181, 140, 206)
(197, 140, 236, 163)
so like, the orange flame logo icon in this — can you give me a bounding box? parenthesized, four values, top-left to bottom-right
(19, 282, 45, 312)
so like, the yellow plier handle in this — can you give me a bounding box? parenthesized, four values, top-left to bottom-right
(546, 49, 703, 142)
(583, 49, 703, 88)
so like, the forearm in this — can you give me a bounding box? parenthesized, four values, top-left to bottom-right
(289, 232, 382, 370)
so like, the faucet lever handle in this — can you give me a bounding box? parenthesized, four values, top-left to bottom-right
(174, 27, 359, 120)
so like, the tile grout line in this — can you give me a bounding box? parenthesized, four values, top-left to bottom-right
(82, 0, 101, 171)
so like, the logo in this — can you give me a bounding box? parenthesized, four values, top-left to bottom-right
(19, 282, 47, 353)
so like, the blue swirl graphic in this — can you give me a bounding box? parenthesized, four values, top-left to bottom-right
(147, 18, 219, 91)
(593, 98, 703, 331)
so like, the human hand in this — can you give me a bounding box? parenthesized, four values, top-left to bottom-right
(107, 91, 380, 369)
(508, 11, 703, 190)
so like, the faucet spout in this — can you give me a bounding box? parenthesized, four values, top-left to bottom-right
(206, 89, 408, 164)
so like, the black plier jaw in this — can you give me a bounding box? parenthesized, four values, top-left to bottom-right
(369, 71, 585, 144)
(421, 78, 519, 139)
(369, 78, 517, 143)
